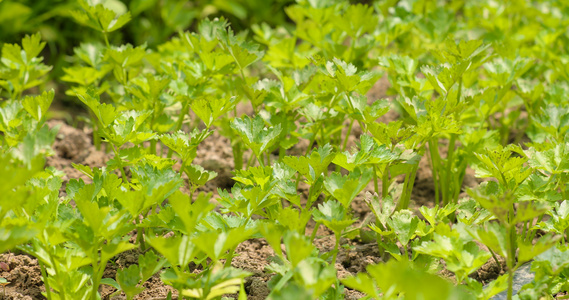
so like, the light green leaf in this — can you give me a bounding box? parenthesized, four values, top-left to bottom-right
(147, 235, 196, 266)
(231, 115, 281, 158)
(183, 164, 217, 187)
(387, 210, 418, 247)
(312, 200, 355, 235)
(283, 144, 335, 183)
(116, 265, 144, 299)
(323, 167, 372, 207)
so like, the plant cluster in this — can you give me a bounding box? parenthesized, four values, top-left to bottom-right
(1, 0, 569, 300)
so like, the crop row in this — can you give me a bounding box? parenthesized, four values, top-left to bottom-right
(1, 1, 569, 300)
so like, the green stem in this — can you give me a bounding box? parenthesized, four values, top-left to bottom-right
(506, 212, 517, 300)
(112, 144, 128, 183)
(451, 162, 467, 204)
(332, 232, 341, 266)
(305, 140, 314, 156)
(256, 153, 265, 168)
(522, 220, 528, 242)
(232, 142, 244, 170)
(150, 139, 157, 156)
(529, 215, 544, 242)
(445, 134, 457, 204)
(102, 32, 110, 48)
(382, 165, 389, 198)
(398, 163, 419, 210)
(137, 217, 146, 251)
(39, 263, 53, 300)
(342, 120, 354, 151)
(428, 140, 441, 205)
(246, 152, 256, 168)
(91, 258, 100, 300)
(310, 223, 321, 242)
(507, 248, 514, 300)
(456, 78, 463, 105)
(225, 247, 235, 268)
(46, 251, 66, 300)
(373, 165, 379, 196)
(279, 146, 285, 161)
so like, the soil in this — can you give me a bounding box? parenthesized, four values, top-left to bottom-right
(0, 253, 43, 300)
(0, 75, 505, 299)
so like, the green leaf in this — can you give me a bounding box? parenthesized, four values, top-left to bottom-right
(147, 235, 196, 266)
(2, 42, 24, 65)
(283, 231, 314, 268)
(181, 263, 251, 300)
(312, 200, 356, 235)
(101, 241, 136, 266)
(473, 145, 532, 188)
(231, 115, 281, 159)
(268, 283, 312, 300)
(103, 110, 154, 146)
(191, 97, 236, 128)
(413, 234, 490, 283)
(387, 210, 419, 247)
(11, 126, 57, 168)
(260, 222, 285, 259)
(320, 58, 380, 94)
(517, 234, 560, 265)
(74, 87, 119, 128)
(333, 3, 377, 38)
(283, 144, 335, 183)
(333, 134, 399, 171)
(531, 104, 569, 143)
(468, 222, 508, 258)
(275, 206, 312, 233)
(183, 164, 217, 188)
(294, 260, 337, 298)
(323, 167, 372, 207)
(131, 163, 183, 204)
(419, 203, 459, 226)
(62, 65, 112, 86)
(524, 143, 569, 175)
(194, 226, 255, 262)
(160, 129, 212, 162)
(511, 201, 549, 224)
(105, 44, 146, 69)
(168, 191, 215, 235)
(217, 26, 264, 70)
(0, 226, 39, 254)
(341, 273, 378, 299)
(138, 251, 167, 282)
(116, 265, 144, 299)
(72, 0, 131, 33)
(479, 274, 508, 299)
(233, 165, 273, 188)
(533, 245, 569, 276)
(73, 183, 107, 235)
(364, 260, 476, 300)
(365, 192, 396, 228)
(21, 33, 46, 64)
(101, 278, 120, 290)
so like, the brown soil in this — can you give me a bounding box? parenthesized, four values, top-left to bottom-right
(0, 77, 498, 299)
(0, 253, 43, 300)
